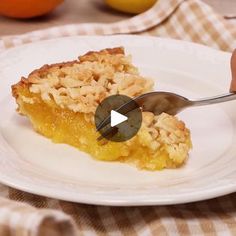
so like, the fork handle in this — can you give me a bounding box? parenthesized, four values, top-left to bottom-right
(191, 93, 236, 106)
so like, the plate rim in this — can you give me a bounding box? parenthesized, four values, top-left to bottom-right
(0, 173, 235, 206)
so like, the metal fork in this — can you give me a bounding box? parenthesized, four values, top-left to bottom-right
(97, 92, 236, 139)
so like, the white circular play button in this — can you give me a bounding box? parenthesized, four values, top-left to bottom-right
(95, 95, 142, 142)
(110, 110, 128, 127)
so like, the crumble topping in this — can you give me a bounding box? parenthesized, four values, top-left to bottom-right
(21, 96, 35, 104)
(27, 47, 153, 114)
(139, 112, 191, 163)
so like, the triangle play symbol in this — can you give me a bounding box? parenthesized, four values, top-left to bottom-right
(110, 110, 128, 127)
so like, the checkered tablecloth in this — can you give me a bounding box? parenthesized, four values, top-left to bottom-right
(0, 0, 236, 235)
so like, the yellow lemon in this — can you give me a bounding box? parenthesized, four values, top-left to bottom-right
(105, 0, 157, 14)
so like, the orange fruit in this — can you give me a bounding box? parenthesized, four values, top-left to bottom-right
(0, 0, 63, 19)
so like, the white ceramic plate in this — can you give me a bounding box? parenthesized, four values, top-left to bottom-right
(0, 35, 235, 206)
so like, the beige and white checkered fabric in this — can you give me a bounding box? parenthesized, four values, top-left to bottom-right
(0, 193, 77, 236)
(1, 0, 236, 52)
(0, 0, 236, 235)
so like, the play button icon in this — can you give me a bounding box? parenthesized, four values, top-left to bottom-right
(95, 95, 142, 142)
(110, 110, 128, 127)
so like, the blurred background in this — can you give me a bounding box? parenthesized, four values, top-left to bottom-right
(0, 0, 235, 36)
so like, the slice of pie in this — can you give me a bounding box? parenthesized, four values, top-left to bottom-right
(12, 47, 192, 170)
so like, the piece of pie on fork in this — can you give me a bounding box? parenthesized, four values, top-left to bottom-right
(12, 47, 192, 171)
